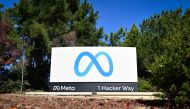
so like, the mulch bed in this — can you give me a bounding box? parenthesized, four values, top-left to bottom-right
(0, 94, 171, 109)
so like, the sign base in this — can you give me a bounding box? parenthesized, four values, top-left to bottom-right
(49, 82, 138, 92)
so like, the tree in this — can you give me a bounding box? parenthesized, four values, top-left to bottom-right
(123, 24, 141, 47)
(0, 4, 4, 19)
(123, 24, 155, 91)
(103, 27, 125, 46)
(9, 0, 104, 90)
(0, 8, 21, 92)
(140, 8, 190, 108)
(24, 22, 50, 90)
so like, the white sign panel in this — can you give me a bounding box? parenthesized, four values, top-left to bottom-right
(50, 47, 138, 83)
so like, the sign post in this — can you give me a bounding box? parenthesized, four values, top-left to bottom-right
(49, 47, 138, 92)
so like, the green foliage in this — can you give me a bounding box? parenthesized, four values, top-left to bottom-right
(120, 8, 190, 107)
(138, 78, 156, 92)
(123, 24, 141, 47)
(5, 0, 104, 91)
(24, 22, 50, 90)
(0, 60, 29, 93)
(138, 8, 190, 108)
(103, 27, 125, 46)
(0, 10, 22, 93)
(175, 82, 190, 107)
(0, 4, 4, 19)
(0, 79, 20, 93)
(0, 4, 4, 9)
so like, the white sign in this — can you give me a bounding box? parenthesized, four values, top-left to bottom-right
(50, 47, 138, 82)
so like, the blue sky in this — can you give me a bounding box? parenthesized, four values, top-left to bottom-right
(89, 0, 190, 34)
(0, 0, 18, 8)
(1, 0, 190, 34)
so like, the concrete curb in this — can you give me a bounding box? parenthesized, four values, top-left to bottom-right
(24, 92, 162, 100)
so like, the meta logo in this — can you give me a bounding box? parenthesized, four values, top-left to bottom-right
(74, 51, 113, 77)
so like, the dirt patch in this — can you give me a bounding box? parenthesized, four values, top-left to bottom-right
(0, 94, 169, 109)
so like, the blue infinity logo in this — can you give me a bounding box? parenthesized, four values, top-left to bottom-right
(74, 51, 113, 77)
